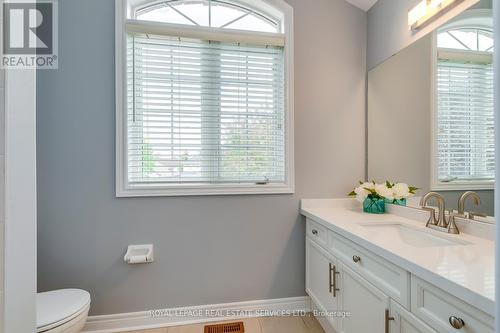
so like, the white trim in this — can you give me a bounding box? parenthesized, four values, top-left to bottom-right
(82, 296, 311, 333)
(493, 0, 500, 331)
(126, 20, 285, 46)
(115, 0, 294, 197)
(438, 49, 493, 64)
(116, 0, 127, 200)
(3, 69, 37, 332)
(118, 182, 294, 197)
(430, 31, 439, 191)
(431, 181, 495, 191)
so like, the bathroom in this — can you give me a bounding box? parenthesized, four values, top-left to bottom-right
(1, 0, 499, 332)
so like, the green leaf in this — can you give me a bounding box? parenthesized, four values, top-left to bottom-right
(348, 191, 356, 196)
(365, 188, 377, 195)
(386, 180, 393, 188)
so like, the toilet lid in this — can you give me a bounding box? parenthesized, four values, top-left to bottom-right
(37, 289, 91, 330)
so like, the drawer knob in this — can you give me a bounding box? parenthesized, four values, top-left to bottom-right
(352, 255, 361, 263)
(449, 316, 465, 329)
(312, 229, 318, 236)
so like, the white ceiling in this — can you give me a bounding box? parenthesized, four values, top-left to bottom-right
(344, 0, 379, 11)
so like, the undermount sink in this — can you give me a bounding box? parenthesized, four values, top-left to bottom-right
(360, 223, 471, 247)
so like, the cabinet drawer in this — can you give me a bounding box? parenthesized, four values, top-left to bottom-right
(411, 276, 494, 333)
(306, 219, 328, 247)
(328, 231, 410, 308)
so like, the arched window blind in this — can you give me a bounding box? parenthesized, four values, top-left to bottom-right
(436, 60, 494, 182)
(127, 33, 285, 185)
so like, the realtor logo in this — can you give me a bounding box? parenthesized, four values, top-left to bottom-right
(2, 0, 58, 69)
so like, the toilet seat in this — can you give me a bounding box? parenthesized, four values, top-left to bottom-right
(37, 289, 91, 333)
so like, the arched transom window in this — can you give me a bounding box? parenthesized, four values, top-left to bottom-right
(134, 0, 281, 33)
(438, 27, 494, 53)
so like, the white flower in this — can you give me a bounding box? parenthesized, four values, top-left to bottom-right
(375, 183, 394, 201)
(361, 182, 375, 190)
(392, 183, 412, 199)
(354, 186, 370, 202)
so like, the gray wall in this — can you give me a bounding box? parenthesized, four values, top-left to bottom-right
(367, 0, 485, 69)
(37, 0, 367, 315)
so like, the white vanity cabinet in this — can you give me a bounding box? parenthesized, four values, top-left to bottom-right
(340, 264, 389, 333)
(305, 218, 494, 333)
(306, 238, 341, 332)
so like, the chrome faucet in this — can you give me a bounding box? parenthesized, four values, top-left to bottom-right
(420, 192, 460, 234)
(457, 191, 481, 217)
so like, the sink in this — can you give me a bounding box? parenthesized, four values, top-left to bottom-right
(360, 223, 471, 247)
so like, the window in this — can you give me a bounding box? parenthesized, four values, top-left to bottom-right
(432, 19, 494, 190)
(135, 0, 281, 33)
(116, 0, 293, 196)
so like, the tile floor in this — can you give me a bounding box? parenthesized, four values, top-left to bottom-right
(119, 314, 325, 333)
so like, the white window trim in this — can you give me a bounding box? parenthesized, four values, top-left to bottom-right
(115, 0, 294, 197)
(429, 31, 495, 191)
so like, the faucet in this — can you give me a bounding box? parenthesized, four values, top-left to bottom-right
(457, 191, 481, 217)
(420, 192, 447, 228)
(420, 192, 460, 234)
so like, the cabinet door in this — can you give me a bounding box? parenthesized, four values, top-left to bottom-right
(341, 264, 389, 333)
(306, 238, 341, 332)
(411, 276, 494, 333)
(389, 299, 437, 333)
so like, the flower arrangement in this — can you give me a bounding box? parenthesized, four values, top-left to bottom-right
(348, 181, 418, 214)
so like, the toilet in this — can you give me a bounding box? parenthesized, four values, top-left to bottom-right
(37, 289, 91, 333)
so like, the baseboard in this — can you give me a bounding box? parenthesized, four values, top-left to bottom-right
(82, 296, 312, 333)
(310, 301, 337, 333)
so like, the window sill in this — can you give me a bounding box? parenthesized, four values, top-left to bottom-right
(116, 183, 295, 197)
(431, 181, 495, 191)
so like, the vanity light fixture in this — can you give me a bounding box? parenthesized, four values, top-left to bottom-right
(408, 0, 427, 27)
(408, 0, 464, 31)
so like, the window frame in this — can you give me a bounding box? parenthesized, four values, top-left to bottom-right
(430, 21, 495, 191)
(115, 0, 294, 197)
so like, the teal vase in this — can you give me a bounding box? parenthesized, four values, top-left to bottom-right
(386, 198, 407, 206)
(363, 197, 385, 214)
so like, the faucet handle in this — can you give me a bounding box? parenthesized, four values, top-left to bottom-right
(421, 206, 437, 226)
(469, 211, 487, 220)
(446, 213, 460, 234)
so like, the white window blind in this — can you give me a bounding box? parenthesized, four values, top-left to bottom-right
(436, 59, 495, 182)
(126, 32, 286, 186)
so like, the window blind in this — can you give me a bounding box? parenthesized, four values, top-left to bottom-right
(126, 32, 285, 185)
(436, 59, 495, 182)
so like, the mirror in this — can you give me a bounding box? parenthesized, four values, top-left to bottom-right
(367, 0, 494, 218)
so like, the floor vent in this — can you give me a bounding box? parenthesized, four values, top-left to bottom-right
(204, 322, 245, 333)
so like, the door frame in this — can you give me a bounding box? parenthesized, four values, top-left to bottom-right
(4, 68, 37, 332)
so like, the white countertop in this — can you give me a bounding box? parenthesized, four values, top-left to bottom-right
(300, 198, 495, 317)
